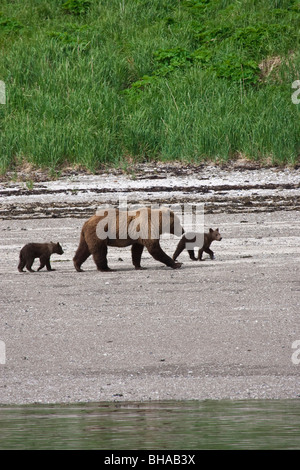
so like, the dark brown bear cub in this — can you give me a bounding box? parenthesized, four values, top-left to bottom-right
(18, 242, 64, 272)
(172, 228, 222, 261)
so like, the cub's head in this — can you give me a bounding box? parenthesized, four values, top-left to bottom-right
(51, 242, 64, 255)
(209, 228, 222, 241)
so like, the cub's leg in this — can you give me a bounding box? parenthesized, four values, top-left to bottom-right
(37, 257, 46, 271)
(198, 247, 214, 260)
(38, 256, 54, 271)
(205, 247, 215, 260)
(187, 249, 197, 261)
(45, 258, 54, 271)
(18, 255, 26, 272)
(25, 257, 35, 272)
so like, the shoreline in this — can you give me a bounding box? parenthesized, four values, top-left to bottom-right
(0, 163, 299, 219)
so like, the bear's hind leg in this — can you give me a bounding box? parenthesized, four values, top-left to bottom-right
(92, 245, 111, 271)
(73, 238, 91, 272)
(147, 241, 182, 269)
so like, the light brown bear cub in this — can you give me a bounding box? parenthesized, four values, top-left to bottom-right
(73, 206, 184, 272)
(18, 242, 64, 272)
(173, 228, 222, 261)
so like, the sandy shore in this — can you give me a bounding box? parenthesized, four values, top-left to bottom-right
(0, 166, 299, 404)
(1, 212, 300, 403)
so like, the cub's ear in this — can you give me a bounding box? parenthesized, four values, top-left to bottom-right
(209, 228, 213, 233)
(216, 228, 219, 232)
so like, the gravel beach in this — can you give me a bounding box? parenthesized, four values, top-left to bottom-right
(0, 164, 299, 404)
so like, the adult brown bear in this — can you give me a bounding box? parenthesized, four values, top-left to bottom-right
(73, 206, 184, 272)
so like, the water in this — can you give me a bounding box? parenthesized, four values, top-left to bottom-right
(0, 400, 300, 450)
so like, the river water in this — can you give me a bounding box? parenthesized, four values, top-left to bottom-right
(0, 399, 299, 450)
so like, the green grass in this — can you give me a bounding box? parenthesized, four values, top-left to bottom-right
(0, 0, 299, 173)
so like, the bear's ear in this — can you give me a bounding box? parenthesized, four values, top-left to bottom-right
(209, 228, 213, 233)
(216, 228, 219, 232)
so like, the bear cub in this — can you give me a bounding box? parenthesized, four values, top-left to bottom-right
(18, 242, 64, 272)
(173, 228, 222, 261)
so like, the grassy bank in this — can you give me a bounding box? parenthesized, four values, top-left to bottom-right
(0, 0, 299, 173)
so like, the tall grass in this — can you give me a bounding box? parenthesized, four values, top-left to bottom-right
(0, 0, 299, 173)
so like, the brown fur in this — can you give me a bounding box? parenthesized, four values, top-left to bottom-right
(18, 242, 64, 272)
(73, 207, 184, 271)
(172, 228, 222, 261)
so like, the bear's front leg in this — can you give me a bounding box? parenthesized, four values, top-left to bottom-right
(46, 259, 55, 271)
(205, 248, 215, 260)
